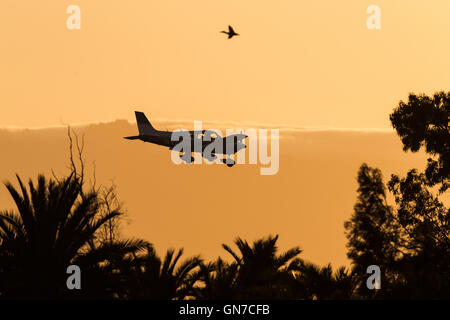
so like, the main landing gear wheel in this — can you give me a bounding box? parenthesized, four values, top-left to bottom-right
(180, 153, 195, 164)
(221, 158, 235, 167)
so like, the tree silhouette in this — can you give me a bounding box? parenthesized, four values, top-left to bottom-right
(126, 246, 202, 300)
(387, 170, 450, 298)
(0, 173, 146, 299)
(71, 238, 149, 299)
(193, 258, 239, 300)
(345, 91, 450, 299)
(295, 263, 358, 299)
(390, 92, 449, 192)
(346, 164, 450, 298)
(222, 235, 302, 299)
(344, 164, 404, 298)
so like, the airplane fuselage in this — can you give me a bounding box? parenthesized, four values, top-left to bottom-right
(137, 130, 245, 155)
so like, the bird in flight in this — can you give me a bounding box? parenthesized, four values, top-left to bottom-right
(221, 25, 239, 39)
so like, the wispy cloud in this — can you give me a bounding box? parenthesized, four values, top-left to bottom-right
(0, 118, 394, 134)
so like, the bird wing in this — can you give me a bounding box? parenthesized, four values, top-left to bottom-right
(228, 25, 235, 33)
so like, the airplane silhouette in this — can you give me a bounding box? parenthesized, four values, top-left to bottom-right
(221, 25, 239, 39)
(124, 111, 247, 167)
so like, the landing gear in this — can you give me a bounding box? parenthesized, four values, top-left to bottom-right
(179, 152, 235, 167)
(221, 158, 235, 167)
(180, 153, 195, 164)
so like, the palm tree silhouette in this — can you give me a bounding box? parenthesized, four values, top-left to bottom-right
(0, 173, 146, 299)
(222, 235, 302, 299)
(194, 257, 239, 300)
(71, 238, 148, 299)
(295, 262, 358, 299)
(126, 246, 202, 299)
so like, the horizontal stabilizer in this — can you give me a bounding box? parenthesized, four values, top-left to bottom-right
(123, 135, 141, 140)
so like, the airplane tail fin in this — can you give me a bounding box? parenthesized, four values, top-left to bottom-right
(135, 111, 158, 135)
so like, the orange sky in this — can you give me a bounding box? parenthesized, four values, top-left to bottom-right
(0, 123, 430, 267)
(1, 1, 450, 128)
(0, 1, 448, 268)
